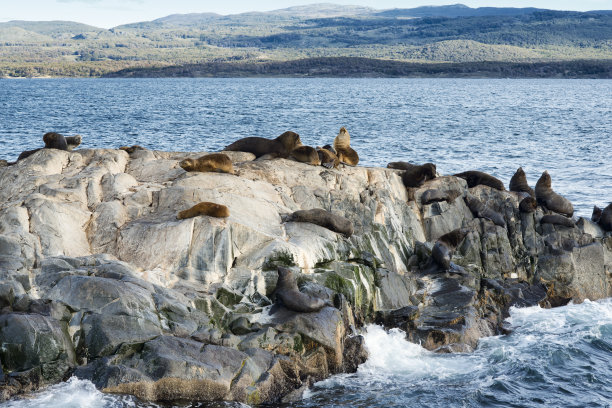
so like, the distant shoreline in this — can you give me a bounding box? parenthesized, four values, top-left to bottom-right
(101, 58, 612, 79)
(2, 58, 611, 79)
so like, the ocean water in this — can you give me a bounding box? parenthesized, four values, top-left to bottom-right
(3, 299, 612, 408)
(0, 78, 610, 216)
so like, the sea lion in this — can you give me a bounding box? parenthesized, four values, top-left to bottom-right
(426, 229, 470, 274)
(333, 127, 359, 166)
(402, 163, 437, 188)
(179, 153, 233, 174)
(431, 241, 452, 270)
(598, 203, 612, 231)
(592, 205, 602, 223)
(509, 167, 534, 197)
(540, 214, 575, 228)
(275, 267, 331, 313)
(119, 145, 147, 154)
(519, 197, 538, 213)
(535, 171, 574, 217)
(177, 202, 230, 220)
(65, 135, 82, 151)
(223, 131, 302, 159)
(465, 195, 506, 227)
(17, 148, 42, 161)
(316, 146, 339, 169)
(42, 132, 68, 150)
(421, 189, 461, 205)
(286, 208, 353, 237)
(454, 170, 505, 191)
(290, 146, 321, 166)
(387, 162, 415, 171)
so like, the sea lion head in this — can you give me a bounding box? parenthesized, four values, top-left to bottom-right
(334, 127, 351, 149)
(179, 158, 195, 171)
(423, 163, 437, 179)
(592, 205, 602, 222)
(539, 171, 551, 188)
(519, 196, 538, 213)
(322, 144, 336, 154)
(276, 266, 296, 288)
(277, 131, 302, 150)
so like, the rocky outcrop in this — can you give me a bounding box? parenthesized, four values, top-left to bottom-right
(0, 148, 610, 403)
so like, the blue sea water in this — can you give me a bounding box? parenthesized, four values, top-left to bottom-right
(0, 78, 610, 216)
(0, 78, 611, 407)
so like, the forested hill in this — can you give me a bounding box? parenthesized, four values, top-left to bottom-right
(1, 4, 611, 78)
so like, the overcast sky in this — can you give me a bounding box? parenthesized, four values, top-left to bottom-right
(1, 0, 611, 28)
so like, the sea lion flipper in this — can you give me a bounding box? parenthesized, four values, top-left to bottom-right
(322, 161, 334, 169)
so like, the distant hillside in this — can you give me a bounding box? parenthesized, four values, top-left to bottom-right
(1, 3, 611, 77)
(377, 4, 546, 18)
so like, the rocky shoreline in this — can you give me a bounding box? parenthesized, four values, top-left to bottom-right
(0, 148, 610, 404)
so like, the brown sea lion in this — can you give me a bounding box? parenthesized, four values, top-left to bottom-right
(465, 195, 506, 227)
(119, 145, 147, 154)
(65, 135, 82, 151)
(540, 214, 575, 228)
(42, 132, 68, 150)
(535, 171, 574, 217)
(179, 153, 233, 174)
(333, 127, 359, 166)
(387, 162, 415, 171)
(177, 202, 230, 220)
(290, 146, 321, 166)
(431, 227, 470, 271)
(598, 203, 612, 231)
(592, 205, 602, 223)
(519, 197, 538, 213)
(286, 208, 353, 237)
(223, 131, 302, 159)
(421, 189, 462, 205)
(402, 163, 437, 188)
(275, 267, 331, 313)
(316, 146, 339, 169)
(454, 171, 505, 191)
(509, 167, 534, 197)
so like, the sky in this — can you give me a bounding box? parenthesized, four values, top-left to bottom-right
(1, 0, 611, 28)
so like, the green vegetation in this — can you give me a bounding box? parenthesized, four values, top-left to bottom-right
(0, 4, 610, 78)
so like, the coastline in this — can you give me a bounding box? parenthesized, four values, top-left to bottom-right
(0, 147, 610, 404)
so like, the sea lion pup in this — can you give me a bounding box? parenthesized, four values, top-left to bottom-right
(290, 146, 321, 166)
(431, 241, 452, 270)
(316, 146, 339, 169)
(275, 267, 331, 313)
(598, 203, 612, 231)
(454, 170, 505, 191)
(519, 197, 538, 213)
(465, 195, 506, 227)
(119, 145, 147, 155)
(592, 205, 602, 223)
(179, 153, 233, 174)
(402, 163, 437, 188)
(177, 202, 230, 220)
(223, 131, 302, 159)
(286, 208, 353, 237)
(387, 161, 415, 171)
(421, 189, 461, 205)
(42, 132, 68, 150)
(535, 171, 574, 217)
(540, 214, 575, 228)
(333, 127, 359, 166)
(509, 167, 535, 197)
(65, 135, 82, 151)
